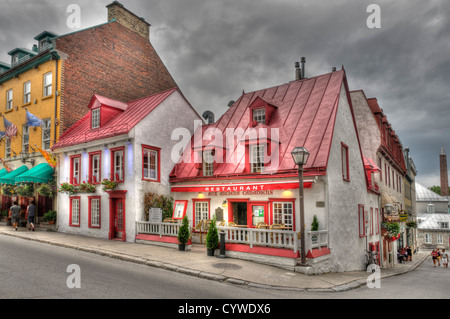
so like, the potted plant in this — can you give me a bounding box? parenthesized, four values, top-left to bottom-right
(59, 182, 78, 196)
(406, 221, 417, 228)
(205, 216, 219, 256)
(177, 215, 190, 251)
(385, 221, 400, 241)
(101, 179, 119, 192)
(43, 210, 57, 224)
(36, 182, 56, 198)
(310, 215, 319, 244)
(79, 181, 96, 193)
(15, 184, 34, 197)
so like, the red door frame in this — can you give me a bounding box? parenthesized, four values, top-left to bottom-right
(227, 198, 269, 228)
(106, 190, 127, 242)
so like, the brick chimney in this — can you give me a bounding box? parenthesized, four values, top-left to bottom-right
(440, 147, 449, 196)
(107, 1, 151, 40)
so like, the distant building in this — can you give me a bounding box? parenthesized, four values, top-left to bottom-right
(416, 183, 450, 250)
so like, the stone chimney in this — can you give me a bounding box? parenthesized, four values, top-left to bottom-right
(440, 147, 449, 196)
(107, 1, 151, 40)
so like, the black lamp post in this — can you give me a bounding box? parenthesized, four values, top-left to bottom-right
(291, 147, 310, 266)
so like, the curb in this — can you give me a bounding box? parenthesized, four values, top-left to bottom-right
(0, 230, 427, 293)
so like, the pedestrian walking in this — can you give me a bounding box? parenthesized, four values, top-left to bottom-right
(431, 249, 439, 267)
(9, 201, 22, 231)
(442, 249, 448, 269)
(26, 200, 36, 231)
(406, 246, 412, 261)
(437, 248, 441, 267)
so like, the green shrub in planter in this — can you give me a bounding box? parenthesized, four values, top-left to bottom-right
(206, 217, 219, 255)
(177, 216, 190, 251)
(43, 210, 57, 223)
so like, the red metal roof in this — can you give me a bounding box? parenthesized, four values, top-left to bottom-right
(171, 69, 351, 181)
(53, 88, 178, 149)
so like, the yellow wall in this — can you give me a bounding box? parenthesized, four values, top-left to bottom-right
(0, 59, 61, 159)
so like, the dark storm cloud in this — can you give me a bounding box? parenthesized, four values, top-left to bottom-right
(0, 0, 448, 187)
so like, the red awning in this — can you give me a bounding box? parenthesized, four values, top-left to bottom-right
(171, 180, 314, 193)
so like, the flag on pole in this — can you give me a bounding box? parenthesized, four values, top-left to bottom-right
(26, 110, 44, 127)
(0, 157, 12, 172)
(35, 144, 57, 168)
(3, 117, 18, 137)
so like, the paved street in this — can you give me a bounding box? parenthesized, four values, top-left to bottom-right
(0, 233, 446, 301)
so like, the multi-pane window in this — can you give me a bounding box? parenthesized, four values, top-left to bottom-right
(202, 150, 214, 176)
(89, 197, 101, 228)
(195, 201, 209, 226)
(252, 108, 266, 124)
(273, 202, 293, 229)
(23, 81, 31, 104)
(70, 156, 81, 185)
(89, 152, 101, 184)
(359, 204, 365, 237)
(43, 72, 52, 97)
(6, 89, 13, 111)
(92, 108, 100, 129)
(425, 233, 431, 243)
(437, 234, 443, 244)
(250, 144, 265, 173)
(112, 149, 124, 182)
(22, 125, 29, 154)
(143, 147, 159, 181)
(70, 197, 80, 227)
(42, 119, 51, 149)
(5, 138, 11, 158)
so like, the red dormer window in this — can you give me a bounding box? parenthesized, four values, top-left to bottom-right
(249, 97, 277, 127)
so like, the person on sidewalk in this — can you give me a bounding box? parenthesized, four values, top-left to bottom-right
(431, 249, 439, 267)
(406, 246, 412, 261)
(26, 201, 36, 231)
(441, 249, 448, 269)
(9, 201, 21, 231)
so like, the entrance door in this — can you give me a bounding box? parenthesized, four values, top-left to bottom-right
(114, 199, 125, 239)
(249, 202, 268, 227)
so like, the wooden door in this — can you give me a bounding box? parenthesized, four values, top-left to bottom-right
(114, 199, 125, 239)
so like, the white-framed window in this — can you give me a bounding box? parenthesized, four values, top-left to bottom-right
(43, 72, 52, 97)
(42, 119, 51, 150)
(70, 197, 80, 227)
(92, 108, 100, 129)
(90, 153, 101, 184)
(5, 137, 11, 158)
(425, 233, 432, 244)
(23, 81, 31, 104)
(250, 144, 265, 173)
(70, 156, 81, 185)
(112, 149, 124, 182)
(273, 202, 294, 229)
(143, 147, 159, 181)
(440, 222, 449, 229)
(202, 150, 214, 176)
(22, 125, 29, 154)
(6, 89, 13, 111)
(194, 201, 209, 227)
(89, 197, 101, 228)
(437, 234, 443, 244)
(427, 204, 435, 213)
(252, 108, 266, 124)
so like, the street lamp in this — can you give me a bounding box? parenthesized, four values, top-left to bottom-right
(291, 147, 310, 266)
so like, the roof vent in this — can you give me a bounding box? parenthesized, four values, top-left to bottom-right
(202, 110, 215, 124)
(227, 100, 235, 107)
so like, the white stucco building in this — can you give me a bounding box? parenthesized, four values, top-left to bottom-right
(169, 69, 380, 273)
(52, 88, 201, 242)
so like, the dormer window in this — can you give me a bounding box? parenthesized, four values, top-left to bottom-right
(202, 149, 214, 176)
(252, 108, 266, 125)
(250, 144, 265, 173)
(92, 108, 100, 129)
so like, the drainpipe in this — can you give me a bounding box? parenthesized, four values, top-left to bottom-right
(51, 52, 59, 147)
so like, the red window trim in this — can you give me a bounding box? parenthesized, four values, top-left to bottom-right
(341, 142, 350, 182)
(358, 204, 365, 238)
(70, 155, 81, 186)
(192, 198, 211, 226)
(370, 207, 374, 235)
(69, 196, 81, 227)
(110, 146, 125, 183)
(88, 151, 102, 184)
(268, 198, 295, 231)
(375, 208, 379, 234)
(173, 200, 188, 220)
(142, 144, 161, 183)
(88, 196, 101, 229)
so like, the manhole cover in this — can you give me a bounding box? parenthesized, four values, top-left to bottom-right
(212, 263, 242, 270)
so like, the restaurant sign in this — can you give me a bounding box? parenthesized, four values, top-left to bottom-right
(171, 180, 313, 193)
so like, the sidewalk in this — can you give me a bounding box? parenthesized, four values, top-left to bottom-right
(0, 225, 428, 292)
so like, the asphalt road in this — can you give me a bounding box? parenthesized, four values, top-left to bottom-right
(0, 234, 447, 302)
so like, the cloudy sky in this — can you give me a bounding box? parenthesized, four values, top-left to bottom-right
(1, 0, 449, 188)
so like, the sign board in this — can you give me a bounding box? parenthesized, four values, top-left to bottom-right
(399, 214, 408, 222)
(149, 208, 162, 223)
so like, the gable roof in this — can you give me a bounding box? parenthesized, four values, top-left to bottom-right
(171, 69, 353, 181)
(416, 183, 449, 202)
(52, 87, 178, 150)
